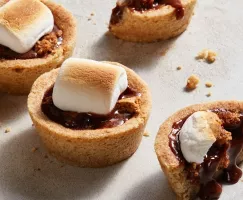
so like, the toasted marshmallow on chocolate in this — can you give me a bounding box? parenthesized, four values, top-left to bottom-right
(53, 58, 128, 115)
(179, 111, 221, 164)
(0, 0, 54, 53)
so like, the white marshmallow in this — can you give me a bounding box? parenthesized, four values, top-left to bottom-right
(53, 58, 128, 115)
(0, 0, 54, 53)
(179, 111, 218, 164)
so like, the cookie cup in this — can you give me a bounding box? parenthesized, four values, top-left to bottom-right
(155, 101, 243, 200)
(0, 0, 76, 95)
(109, 0, 196, 42)
(28, 62, 152, 168)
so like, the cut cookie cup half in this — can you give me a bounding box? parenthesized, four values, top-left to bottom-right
(28, 62, 151, 168)
(0, 0, 76, 95)
(155, 101, 243, 200)
(109, 0, 197, 42)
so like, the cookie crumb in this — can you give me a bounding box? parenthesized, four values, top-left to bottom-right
(205, 82, 213, 88)
(143, 131, 150, 137)
(206, 92, 212, 97)
(186, 75, 200, 90)
(31, 147, 39, 153)
(177, 66, 182, 70)
(4, 128, 10, 133)
(91, 12, 95, 16)
(87, 17, 92, 21)
(197, 49, 217, 63)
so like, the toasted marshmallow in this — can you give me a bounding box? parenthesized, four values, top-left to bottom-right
(0, 0, 54, 53)
(53, 58, 128, 115)
(179, 111, 222, 164)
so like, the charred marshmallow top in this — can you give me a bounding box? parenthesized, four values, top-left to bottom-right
(53, 58, 128, 115)
(0, 0, 54, 53)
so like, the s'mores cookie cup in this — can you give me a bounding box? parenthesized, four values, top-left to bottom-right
(0, 0, 76, 95)
(28, 58, 152, 168)
(155, 101, 243, 200)
(109, 0, 197, 42)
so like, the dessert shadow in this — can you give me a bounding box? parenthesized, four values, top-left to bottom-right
(123, 171, 176, 200)
(0, 127, 126, 200)
(0, 93, 27, 123)
(90, 33, 178, 71)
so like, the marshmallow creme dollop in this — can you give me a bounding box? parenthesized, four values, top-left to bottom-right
(179, 111, 220, 164)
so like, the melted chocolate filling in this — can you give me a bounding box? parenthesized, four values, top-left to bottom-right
(41, 86, 140, 130)
(169, 110, 243, 200)
(110, 0, 184, 24)
(0, 26, 62, 60)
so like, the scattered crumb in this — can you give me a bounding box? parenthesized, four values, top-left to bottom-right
(4, 128, 11, 133)
(186, 75, 200, 90)
(205, 82, 213, 88)
(177, 66, 182, 70)
(31, 147, 39, 153)
(143, 131, 150, 137)
(91, 12, 95, 16)
(87, 17, 92, 21)
(206, 92, 212, 97)
(93, 22, 96, 25)
(196, 49, 217, 63)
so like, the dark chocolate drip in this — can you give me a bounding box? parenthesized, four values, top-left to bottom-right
(41, 86, 140, 130)
(169, 110, 243, 200)
(169, 119, 186, 163)
(110, 0, 184, 24)
(0, 25, 62, 60)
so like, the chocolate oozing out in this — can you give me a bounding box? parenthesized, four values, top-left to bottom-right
(0, 26, 63, 60)
(169, 109, 243, 200)
(110, 0, 184, 24)
(41, 86, 141, 130)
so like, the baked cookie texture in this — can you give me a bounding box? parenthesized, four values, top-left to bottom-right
(109, 0, 197, 42)
(154, 101, 243, 200)
(28, 62, 152, 168)
(0, 0, 76, 95)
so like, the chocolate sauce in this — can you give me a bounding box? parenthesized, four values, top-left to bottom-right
(169, 110, 243, 200)
(110, 0, 184, 24)
(41, 86, 140, 130)
(0, 26, 62, 60)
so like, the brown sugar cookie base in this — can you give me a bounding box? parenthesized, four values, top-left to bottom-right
(109, 0, 197, 42)
(0, 0, 76, 95)
(155, 101, 243, 200)
(28, 62, 152, 168)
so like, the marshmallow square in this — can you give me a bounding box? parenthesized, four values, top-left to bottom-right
(53, 58, 128, 115)
(0, 0, 54, 53)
